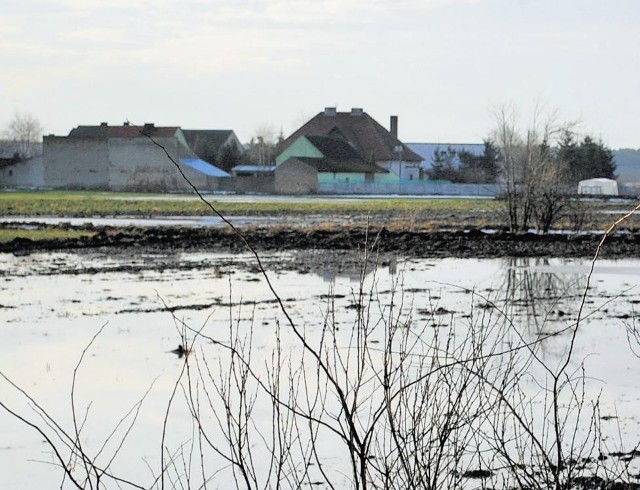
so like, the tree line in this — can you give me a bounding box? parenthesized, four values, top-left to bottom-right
(427, 130, 616, 187)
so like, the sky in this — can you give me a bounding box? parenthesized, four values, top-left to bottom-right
(2, 0, 639, 148)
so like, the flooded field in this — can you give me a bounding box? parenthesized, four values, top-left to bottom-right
(1, 250, 639, 488)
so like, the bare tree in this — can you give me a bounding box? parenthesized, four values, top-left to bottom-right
(4, 112, 43, 160)
(245, 124, 281, 166)
(491, 104, 575, 232)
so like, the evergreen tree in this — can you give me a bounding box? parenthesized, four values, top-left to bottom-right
(458, 140, 499, 183)
(557, 132, 616, 184)
(426, 147, 460, 182)
(217, 141, 243, 172)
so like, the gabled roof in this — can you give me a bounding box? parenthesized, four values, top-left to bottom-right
(68, 123, 179, 139)
(281, 110, 422, 163)
(182, 130, 237, 156)
(284, 156, 389, 174)
(306, 135, 364, 162)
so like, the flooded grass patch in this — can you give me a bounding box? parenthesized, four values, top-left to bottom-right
(0, 227, 96, 243)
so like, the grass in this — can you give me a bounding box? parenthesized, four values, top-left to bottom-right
(0, 190, 504, 217)
(0, 228, 96, 243)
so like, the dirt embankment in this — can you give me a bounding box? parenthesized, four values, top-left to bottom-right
(2, 224, 640, 259)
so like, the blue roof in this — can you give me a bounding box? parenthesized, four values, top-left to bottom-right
(406, 143, 484, 170)
(180, 158, 229, 177)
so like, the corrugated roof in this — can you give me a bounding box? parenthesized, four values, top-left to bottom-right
(179, 158, 230, 177)
(281, 111, 423, 163)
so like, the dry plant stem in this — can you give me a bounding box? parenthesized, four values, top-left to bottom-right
(0, 399, 86, 489)
(0, 327, 147, 490)
(140, 126, 389, 487)
(549, 201, 640, 488)
(70, 321, 108, 488)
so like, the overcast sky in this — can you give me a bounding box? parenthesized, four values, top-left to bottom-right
(2, 0, 638, 148)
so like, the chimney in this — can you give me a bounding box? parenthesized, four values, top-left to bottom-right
(324, 107, 337, 116)
(123, 121, 130, 126)
(100, 122, 108, 127)
(143, 123, 155, 131)
(390, 116, 398, 138)
(350, 107, 363, 116)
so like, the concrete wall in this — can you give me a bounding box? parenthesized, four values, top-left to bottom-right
(107, 137, 209, 191)
(0, 156, 44, 188)
(43, 136, 109, 189)
(218, 176, 276, 194)
(38, 134, 219, 192)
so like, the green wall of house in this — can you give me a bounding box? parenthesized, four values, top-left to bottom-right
(318, 172, 364, 184)
(375, 172, 401, 183)
(276, 136, 322, 165)
(318, 171, 400, 184)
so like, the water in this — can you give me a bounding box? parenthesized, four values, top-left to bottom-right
(1, 251, 639, 488)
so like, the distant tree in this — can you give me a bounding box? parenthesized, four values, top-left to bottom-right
(427, 142, 499, 184)
(244, 124, 280, 165)
(457, 140, 499, 183)
(217, 141, 243, 172)
(557, 131, 616, 184)
(4, 112, 42, 160)
(426, 147, 460, 181)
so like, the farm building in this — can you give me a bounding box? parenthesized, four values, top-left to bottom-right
(4, 123, 230, 191)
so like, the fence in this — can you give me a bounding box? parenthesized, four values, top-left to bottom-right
(318, 181, 505, 197)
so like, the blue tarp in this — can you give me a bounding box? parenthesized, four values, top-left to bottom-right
(179, 158, 230, 177)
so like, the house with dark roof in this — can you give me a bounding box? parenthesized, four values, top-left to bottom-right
(278, 107, 423, 180)
(38, 122, 229, 191)
(275, 135, 394, 194)
(182, 130, 243, 171)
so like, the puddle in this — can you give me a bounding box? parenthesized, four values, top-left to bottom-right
(1, 252, 639, 487)
(0, 215, 273, 227)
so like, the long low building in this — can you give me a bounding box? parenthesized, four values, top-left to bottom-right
(1, 122, 229, 191)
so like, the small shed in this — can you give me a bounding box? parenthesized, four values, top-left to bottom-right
(275, 158, 318, 194)
(578, 178, 618, 196)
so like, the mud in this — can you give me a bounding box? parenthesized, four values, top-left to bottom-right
(2, 223, 640, 259)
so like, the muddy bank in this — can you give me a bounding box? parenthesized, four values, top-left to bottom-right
(2, 224, 640, 259)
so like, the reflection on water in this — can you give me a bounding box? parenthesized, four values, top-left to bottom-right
(501, 257, 586, 333)
(0, 251, 639, 487)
